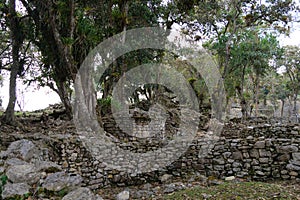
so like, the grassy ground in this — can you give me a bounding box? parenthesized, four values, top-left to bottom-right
(164, 181, 300, 200)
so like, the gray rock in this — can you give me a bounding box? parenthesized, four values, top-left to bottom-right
(0, 166, 5, 174)
(223, 152, 232, 158)
(5, 158, 29, 166)
(259, 149, 271, 157)
(6, 164, 40, 184)
(250, 149, 259, 158)
(62, 187, 103, 200)
(0, 151, 7, 159)
(202, 193, 212, 199)
(3, 139, 38, 161)
(42, 172, 82, 192)
(256, 171, 265, 176)
(1, 183, 30, 199)
(208, 179, 223, 185)
(225, 176, 235, 181)
(163, 184, 176, 194)
(116, 190, 130, 200)
(232, 162, 242, 168)
(292, 153, 300, 161)
(134, 190, 154, 199)
(232, 151, 243, 160)
(290, 160, 300, 166)
(277, 145, 298, 153)
(214, 165, 224, 171)
(254, 141, 265, 149)
(34, 161, 62, 173)
(289, 171, 298, 176)
(142, 183, 152, 190)
(286, 164, 300, 171)
(159, 174, 173, 183)
(259, 158, 269, 163)
(277, 154, 290, 162)
(213, 158, 225, 165)
(246, 136, 254, 140)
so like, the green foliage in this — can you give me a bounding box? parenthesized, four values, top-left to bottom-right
(0, 0, 298, 118)
(97, 96, 122, 114)
(0, 174, 7, 186)
(205, 29, 281, 97)
(277, 45, 300, 98)
(97, 96, 112, 108)
(57, 188, 68, 197)
(0, 174, 8, 199)
(186, 0, 297, 38)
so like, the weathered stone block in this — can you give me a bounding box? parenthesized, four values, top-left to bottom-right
(287, 164, 300, 171)
(254, 141, 265, 149)
(277, 145, 298, 153)
(232, 151, 243, 160)
(1, 183, 30, 199)
(292, 153, 300, 161)
(250, 149, 259, 158)
(259, 149, 271, 157)
(259, 158, 269, 164)
(277, 154, 290, 162)
(213, 158, 225, 165)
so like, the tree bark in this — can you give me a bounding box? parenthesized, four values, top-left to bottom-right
(56, 81, 73, 119)
(293, 93, 298, 116)
(238, 65, 248, 119)
(281, 99, 285, 118)
(4, 0, 22, 124)
(254, 74, 260, 117)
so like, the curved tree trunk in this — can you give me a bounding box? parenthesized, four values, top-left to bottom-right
(56, 81, 73, 119)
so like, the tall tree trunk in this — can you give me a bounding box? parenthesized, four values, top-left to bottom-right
(293, 92, 298, 116)
(280, 99, 285, 118)
(56, 81, 73, 119)
(4, 0, 22, 124)
(254, 75, 260, 117)
(226, 97, 231, 116)
(238, 65, 248, 119)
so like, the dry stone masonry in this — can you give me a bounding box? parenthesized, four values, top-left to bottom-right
(0, 117, 299, 196)
(0, 139, 102, 200)
(47, 119, 300, 190)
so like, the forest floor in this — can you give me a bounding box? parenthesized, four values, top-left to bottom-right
(0, 105, 300, 199)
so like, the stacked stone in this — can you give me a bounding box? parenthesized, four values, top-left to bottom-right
(48, 123, 299, 190)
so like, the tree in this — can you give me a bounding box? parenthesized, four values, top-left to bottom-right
(2, 0, 25, 124)
(0, 74, 3, 108)
(204, 29, 282, 118)
(18, 0, 172, 118)
(277, 45, 300, 118)
(185, 0, 296, 72)
(180, 0, 297, 118)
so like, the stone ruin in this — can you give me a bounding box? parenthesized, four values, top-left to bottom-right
(0, 112, 299, 199)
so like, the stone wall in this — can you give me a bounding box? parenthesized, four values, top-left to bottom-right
(47, 120, 300, 190)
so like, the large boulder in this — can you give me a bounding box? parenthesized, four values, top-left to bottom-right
(6, 164, 41, 184)
(42, 171, 82, 192)
(34, 160, 62, 173)
(1, 183, 30, 199)
(1, 139, 38, 161)
(62, 187, 103, 200)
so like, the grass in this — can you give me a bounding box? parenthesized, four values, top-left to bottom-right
(164, 181, 300, 200)
(0, 110, 43, 118)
